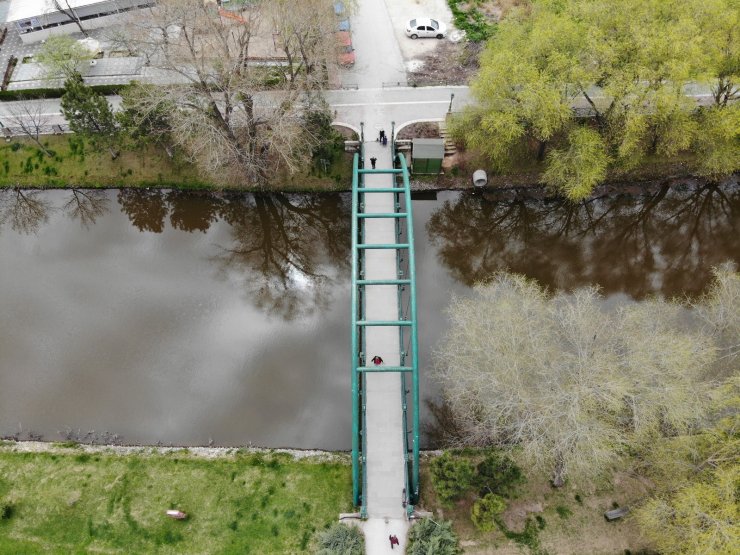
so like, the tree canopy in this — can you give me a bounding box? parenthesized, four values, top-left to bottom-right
(36, 35, 93, 79)
(635, 378, 740, 554)
(60, 72, 119, 158)
(453, 0, 740, 200)
(109, 0, 340, 186)
(434, 268, 738, 486)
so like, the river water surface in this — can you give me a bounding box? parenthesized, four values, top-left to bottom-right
(1, 180, 737, 448)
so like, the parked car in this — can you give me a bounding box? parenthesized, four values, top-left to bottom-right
(405, 18, 447, 39)
(336, 31, 355, 66)
(334, 0, 350, 31)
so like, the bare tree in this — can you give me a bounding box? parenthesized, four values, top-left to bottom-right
(118, 0, 329, 186)
(4, 99, 54, 156)
(266, 0, 340, 86)
(693, 264, 740, 376)
(433, 272, 717, 486)
(214, 193, 350, 319)
(0, 189, 52, 234)
(63, 189, 110, 228)
(51, 0, 88, 37)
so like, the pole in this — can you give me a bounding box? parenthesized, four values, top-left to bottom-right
(448, 93, 455, 113)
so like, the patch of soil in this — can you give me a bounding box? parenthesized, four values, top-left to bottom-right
(407, 41, 482, 86)
(397, 122, 440, 140)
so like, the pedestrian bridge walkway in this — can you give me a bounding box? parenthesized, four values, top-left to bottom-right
(348, 125, 420, 552)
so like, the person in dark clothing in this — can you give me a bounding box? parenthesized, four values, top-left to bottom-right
(379, 129, 385, 142)
(389, 534, 399, 548)
(370, 157, 377, 169)
(371, 355, 383, 365)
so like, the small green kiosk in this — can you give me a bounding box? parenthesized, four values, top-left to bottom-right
(411, 138, 444, 175)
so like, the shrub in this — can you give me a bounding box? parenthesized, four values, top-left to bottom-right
(407, 518, 461, 555)
(0, 501, 13, 520)
(471, 493, 506, 532)
(555, 505, 572, 519)
(475, 451, 524, 497)
(430, 452, 475, 504)
(315, 522, 364, 555)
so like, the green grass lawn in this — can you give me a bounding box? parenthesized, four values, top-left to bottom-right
(0, 136, 352, 191)
(0, 446, 352, 554)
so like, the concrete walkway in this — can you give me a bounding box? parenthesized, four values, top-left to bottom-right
(359, 129, 410, 555)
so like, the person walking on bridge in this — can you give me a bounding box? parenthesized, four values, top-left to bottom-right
(370, 157, 377, 169)
(371, 355, 383, 365)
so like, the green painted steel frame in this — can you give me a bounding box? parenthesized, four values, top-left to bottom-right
(350, 132, 420, 517)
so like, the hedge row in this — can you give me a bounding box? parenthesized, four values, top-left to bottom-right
(0, 84, 126, 100)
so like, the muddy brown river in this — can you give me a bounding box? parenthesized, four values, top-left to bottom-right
(0, 180, 737, 448)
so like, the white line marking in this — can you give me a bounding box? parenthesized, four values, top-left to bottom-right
(330, 100, 451, 107)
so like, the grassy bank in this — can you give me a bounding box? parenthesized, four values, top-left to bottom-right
(0, 136, 352, 192)
(0, 444, 352, 554)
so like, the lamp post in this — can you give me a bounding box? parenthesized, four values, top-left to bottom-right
(448, 93, 455, 113)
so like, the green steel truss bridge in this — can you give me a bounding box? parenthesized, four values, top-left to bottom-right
(350, 123, 420, 520)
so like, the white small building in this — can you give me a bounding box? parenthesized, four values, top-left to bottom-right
(6, 0, 154, 44)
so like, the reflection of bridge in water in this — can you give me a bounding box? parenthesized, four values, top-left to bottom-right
(346, 123, 422, 553)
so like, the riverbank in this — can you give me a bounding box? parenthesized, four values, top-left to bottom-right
(0, 440, 352, 553)
(0, 136, 352, 192)
(1, 134, 733, 199)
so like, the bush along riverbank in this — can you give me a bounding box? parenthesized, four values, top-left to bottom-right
(0, 441, 352, 554)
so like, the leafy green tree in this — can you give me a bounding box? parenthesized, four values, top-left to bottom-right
(116, 84, 174, 156)
(36, 35, 93, 79)
(471, 493, 507, 532)
(456, 0, 740, 200)
(429, 452, 475, 504)
(407, 519, 462, 555)
(692, 104, 740, 178)
(635, 378, 740, 554)
(474, 451, 524, 498)
(542, 127, 608, 201)
(61, 72, 119, 159)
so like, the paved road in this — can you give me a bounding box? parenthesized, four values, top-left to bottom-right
(340, 0, 407, 89)
(0, 87, 472, 136)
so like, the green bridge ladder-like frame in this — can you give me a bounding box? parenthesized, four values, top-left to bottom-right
(351, 125, 420, 518)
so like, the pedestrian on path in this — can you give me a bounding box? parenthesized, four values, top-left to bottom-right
(370, 157, 377, 169)
(371, 355, 383, 366)
(379, 129, 385, 142)
(389, 534, 399, 548)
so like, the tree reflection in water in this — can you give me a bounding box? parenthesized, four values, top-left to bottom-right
(117, 189, 168, 233)
(116, 189, 351, 319)
(427, 180, 740, 298)
(63, 189, 110, 229)
(215, 193, 351, 320)
(0, 188, 51, 234)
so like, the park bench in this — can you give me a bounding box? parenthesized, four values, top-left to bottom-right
(604, 507, 629, 521)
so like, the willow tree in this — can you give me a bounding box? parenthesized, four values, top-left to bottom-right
(433, 272, 717, 486)
(635, 377, 740, 554)
(116, 0, 335, 186)
(454, 0, 740, 200)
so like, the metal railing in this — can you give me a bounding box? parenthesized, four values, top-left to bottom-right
(350, 124, 420, 517)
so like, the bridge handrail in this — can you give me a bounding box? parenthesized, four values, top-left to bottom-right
(396, 151, 420, 505)
(350, 152, 361, 507)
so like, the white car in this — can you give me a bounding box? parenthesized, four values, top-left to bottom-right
(405, 18, 447, 39)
